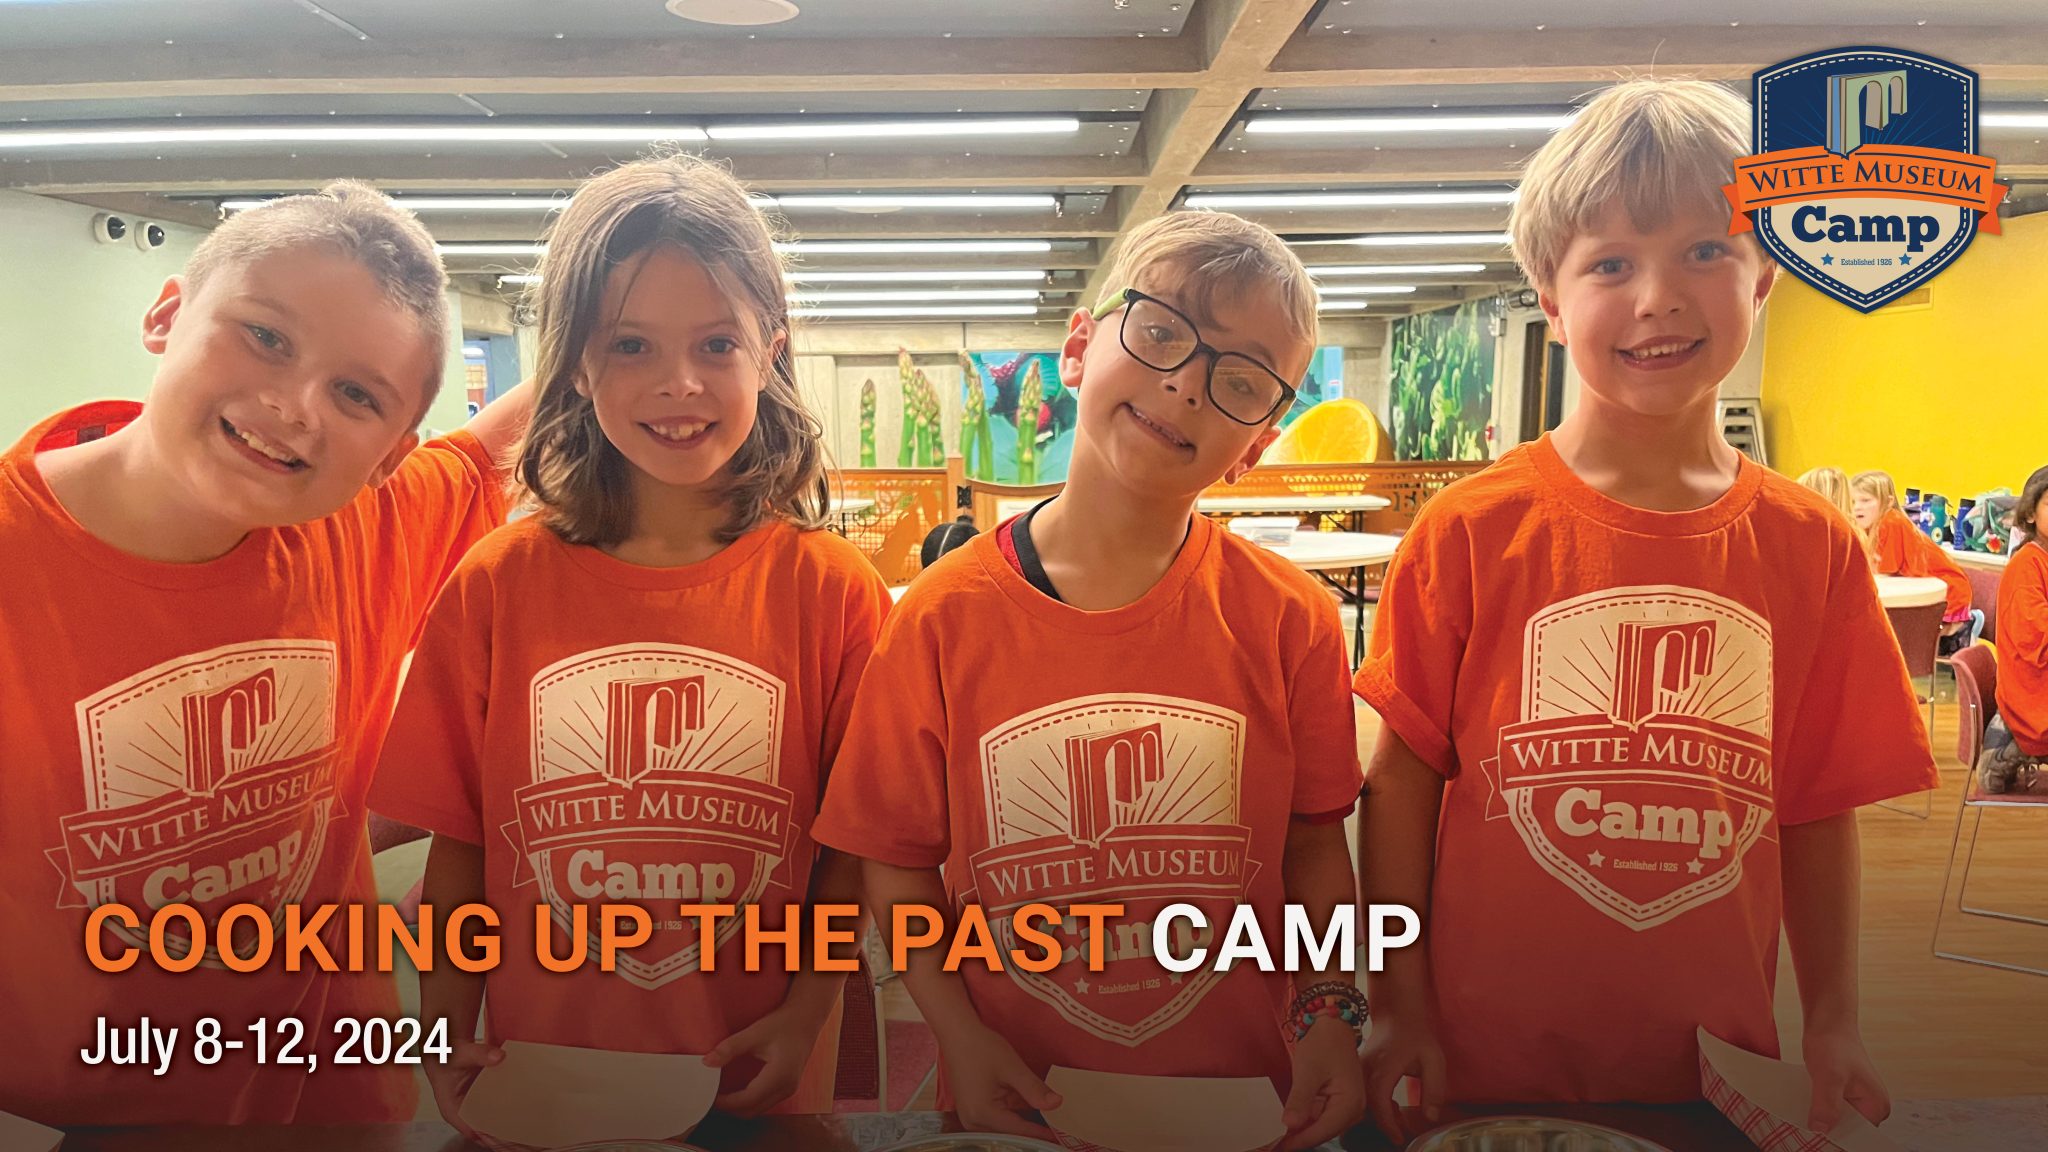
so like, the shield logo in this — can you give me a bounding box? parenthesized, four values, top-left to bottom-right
(51, 641, 342, 966)
(511, 644, 796, 990)
(971, 695, 1253, 1046)
(1734, 47, 2007, 312)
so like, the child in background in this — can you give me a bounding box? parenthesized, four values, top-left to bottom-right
(813, 211, 1366, 1150)
(0, 183, 529, 1126)
(369, 155, 889, 1136)
(1850, 470, 1975, 650)
(1983, 465, 2048, 792)
(1354, 79, 1936, 1141)
(1797, 466, 1854, 525)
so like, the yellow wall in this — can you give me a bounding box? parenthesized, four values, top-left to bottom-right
(1761, 212, 2048, 500)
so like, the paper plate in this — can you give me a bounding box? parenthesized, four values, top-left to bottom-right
(460, 1040, 719, 1150)
(1042, 1068, 1285, 1152)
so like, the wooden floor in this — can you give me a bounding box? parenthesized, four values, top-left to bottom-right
(878, 688, 2048, 1104)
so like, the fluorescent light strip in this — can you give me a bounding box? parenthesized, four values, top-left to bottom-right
(1316, 285, 1418, 295)
(1317, 301, 1370, 311)
(771, 194, 1058, 210)
(789, 289, 1042, 303)
(0, 124, 709, 149)
(498, 274, 542, 285)
(787, 269, 1048, 283)
(1185, 190, 1517, 209)
(1983, 112, 2048, 128)
(226, 196, 577, 213)
(790, 305, 1043, 318)
(710, 118, 1080, 142)
(778, 240, 1053, 255)
(1245, 113, 1571, 136)
(1308, 263, 1487, 276)
(1291, 233, 1511, 249)
(438, 243, 545, 256)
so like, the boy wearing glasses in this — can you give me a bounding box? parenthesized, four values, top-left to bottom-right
(814, 211, 1367, 1149)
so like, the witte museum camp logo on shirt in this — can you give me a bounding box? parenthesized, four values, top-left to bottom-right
(48, 641, 343, 966)
(1479, 588, 1775, 931)
(510, 644, 797, 990)
(971, 694, 1254, 1046)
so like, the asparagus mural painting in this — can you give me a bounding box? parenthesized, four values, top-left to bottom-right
(958, 352, 1076, 484)
(1389, 299, 1495, 461)
(1014, 358, 1044, 485)
(858, 378, 877, 468)
(958, 352, 996, 480)
(896, 349, 918, 468)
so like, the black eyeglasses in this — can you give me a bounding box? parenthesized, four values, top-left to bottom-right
(1091, 287, 1297, 426)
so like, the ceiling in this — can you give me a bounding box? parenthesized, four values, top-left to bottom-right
(2, 0, 2043, 322)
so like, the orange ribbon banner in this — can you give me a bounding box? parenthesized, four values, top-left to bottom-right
(1722, 143, 2008, 235)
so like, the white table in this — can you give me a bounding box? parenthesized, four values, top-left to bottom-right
(1876, 575, 1948, 609)
(1943, 543, 2010, 570)
(1248, 530, 1403, 664)
(1199, 493, 1391, 533)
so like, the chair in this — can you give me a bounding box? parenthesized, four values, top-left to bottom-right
(1932, 643, 2048, 977)
(1964, 564, 2001, 644)
(1878, 600, 1946, 817)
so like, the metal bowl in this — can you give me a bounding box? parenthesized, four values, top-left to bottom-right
(1406, 1116, 1676, 1152)
(874, 1135, 1067, 1152)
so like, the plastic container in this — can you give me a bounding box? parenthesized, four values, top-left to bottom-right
(1227, 516, 1298, 546)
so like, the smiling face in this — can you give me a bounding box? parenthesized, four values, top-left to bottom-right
(575, 245, 775, 495)
(1062, 273, 1311, 503)
(1541, 199, 1776, 422)
(137, 246, 434, 530)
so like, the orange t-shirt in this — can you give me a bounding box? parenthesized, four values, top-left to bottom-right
(1355, 436, 1938, 1105)
(1994, 539, 2048, 757)
(811, 515, 1363, 1094)
(1869, 507, 1972, 621)
(0, 402, 508, 1126)
(368, 517, 890, 1105)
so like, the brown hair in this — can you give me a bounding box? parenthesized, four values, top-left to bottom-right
(2017, 465, 2048, 543)
(514, 153, 827, 546)
(1094, 209, 1319, 358)
(1510, 77, 1764, 291)
(187, 181, 448, 420)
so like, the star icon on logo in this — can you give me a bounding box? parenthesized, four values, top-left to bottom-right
(1168, 971, 1183, 985)
(1899, 254, 1913, 266)
(1820, 253, 1833, 266)
(1687, 858, 1706, 875)
(1073, 976, 1090, 995)
(1588, 850, 1606, 868)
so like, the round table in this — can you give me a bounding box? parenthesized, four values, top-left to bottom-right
(1198, 492, 1391, 533)
(1876, 575, 1948, 609)
(1246, 529, 1403, 663)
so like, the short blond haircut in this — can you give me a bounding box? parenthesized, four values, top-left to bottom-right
(1510, 78, 1758, 291)
(185, 181, 449, 418)
(1094, 209, 1318, 357)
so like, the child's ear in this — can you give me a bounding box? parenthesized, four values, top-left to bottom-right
(1536, 285, 1565, 345)
(1224, 426, 1282, 485)
(1752, 260, 1779, 310)
(1060, 307, 1093, 389)
(141, 277, 185, 354)
(367, 431, 421, 489)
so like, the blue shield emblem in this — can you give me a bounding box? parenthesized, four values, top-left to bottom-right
(1736, 47, 2005, 313)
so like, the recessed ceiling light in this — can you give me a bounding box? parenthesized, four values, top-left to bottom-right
(1317, 301, 1370, 311)
(777, 240, 1053, 254)
(787, 289, 1042, 303)
(708, 118, 1079, 142)
(1290, 233, 1510, 248)
(664, 0, 799, 26)
(1245, 113, 1572, 136)
(1185, 190, 1517, 209)
(0, 123, 709, 149)
(438, 243, 545, 256)
(1316, 285, 1419, 295)
(772, 194, 1057, 211)
(1984, 111, 2048, 128)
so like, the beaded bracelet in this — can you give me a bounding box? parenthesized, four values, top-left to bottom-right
(1288, 981, 1368, 1043)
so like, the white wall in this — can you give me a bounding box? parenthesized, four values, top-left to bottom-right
(0, 191, 204, 440)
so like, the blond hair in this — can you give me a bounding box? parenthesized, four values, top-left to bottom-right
(1094, 209, 1318, 356)
(185, 181, 448, 418)
(1850, 469, 1902, 547)
(1510, 78, 1758, 291)
(1797, 467, 1853, 521)
(514, 153, 827, 547)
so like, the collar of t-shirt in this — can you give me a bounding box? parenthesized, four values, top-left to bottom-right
(995, 498, 1063, 602)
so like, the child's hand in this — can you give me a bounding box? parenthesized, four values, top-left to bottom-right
(424, 1039, 504, 1142)
(941, 1023, 1063, 1140)
(1357, 1009, 1446, 1144)
(1280, 1016, 1366, 1150)
(704, 1001, 834, 1116)
(1802, 1027, 1891, 1136)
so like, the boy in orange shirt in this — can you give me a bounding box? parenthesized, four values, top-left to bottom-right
(813, 212, 1366, 1150)
(1354, 79, 1937, 1140)
(0, 184, 528, 1126)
